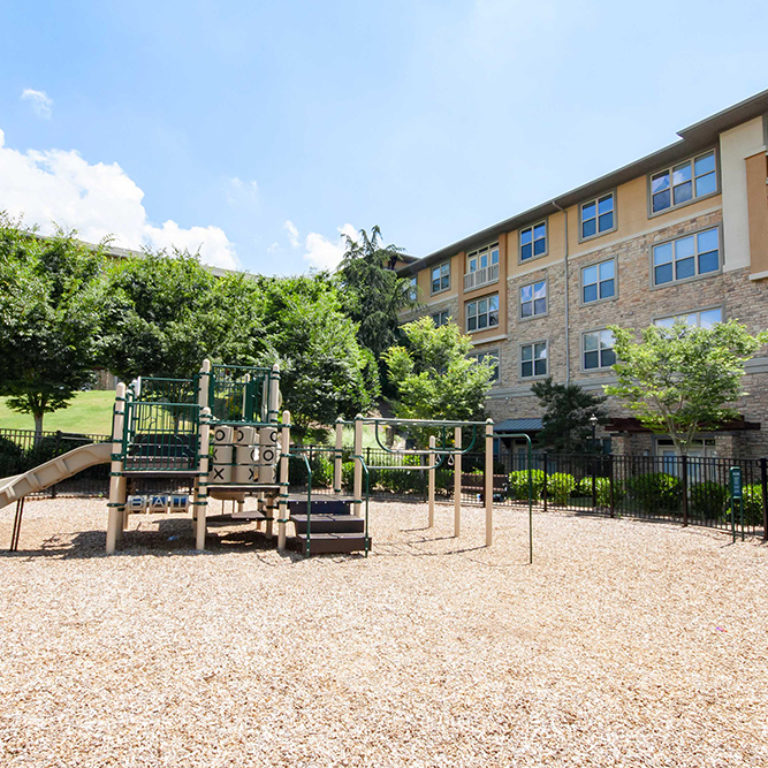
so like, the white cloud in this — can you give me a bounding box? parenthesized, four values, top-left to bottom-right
(283, 219, 299, 248)
(0, 129, 237, 269)
(303, 223, 356, 271)
(20, 88, 53, 119)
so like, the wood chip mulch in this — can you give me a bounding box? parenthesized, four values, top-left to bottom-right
(1, 497, 766, 767)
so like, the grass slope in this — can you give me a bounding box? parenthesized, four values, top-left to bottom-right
(0, 391, 115, 436)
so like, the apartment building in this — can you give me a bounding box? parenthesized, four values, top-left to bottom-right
(398, 90, 768, 460)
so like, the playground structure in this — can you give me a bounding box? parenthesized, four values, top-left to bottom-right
(1, 359, 528, 558)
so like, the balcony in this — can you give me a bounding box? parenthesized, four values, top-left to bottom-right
(464, 263, 499, 291)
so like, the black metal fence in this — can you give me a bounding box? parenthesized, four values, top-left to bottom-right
(4, 426, 766, 538)
(491, 451, 767, 538)
(0, 428, 111, 497)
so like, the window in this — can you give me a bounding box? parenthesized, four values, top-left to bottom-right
(466, 294, 499, 332)
(408, 276, 417, 301)
(520, 222, 546, 261)
(521, 341, 547, 378)
(580, 193, 615, 239)
(581, 259, 615, 303)
(652, 227, 719, 286)
(655, 307, 722, 329)
(467, 243, 499, 273)
(431, 310, 450, 327)
(520, 280, 547, 318)
(650, 150, 717, 214)
(583, 330, 615, 370)
(431, 262, 450, 294)
(473, 350, 500, 383)
(465, 243, 500, 290)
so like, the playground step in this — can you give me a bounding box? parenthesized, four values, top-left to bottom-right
(290, 513, 364, 535)
(289, 497, 352, 516)
(294, 532, 369, 555)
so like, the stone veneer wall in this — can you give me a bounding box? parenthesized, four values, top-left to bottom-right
(472, 208, 768, 458)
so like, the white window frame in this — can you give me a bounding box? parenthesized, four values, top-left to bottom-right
(651, 226, 720, 287)
(582, 329, 615, 371)
(431, 262, 450, 295)
(579, 192, 616, 241)
(649, 149, 718, 215)
(465, 293, 499, 333)
(581, 258, 616, 304)
(466, 243, 499, 273)
(520, 341, 548, 379)
(519, 221, 547, 262)
(654, 307, 723, 329)
(520, 279, 547, 319)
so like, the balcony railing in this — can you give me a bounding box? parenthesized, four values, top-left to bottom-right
(464, 263, 499, 291)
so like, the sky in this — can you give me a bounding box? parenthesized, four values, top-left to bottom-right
(1, 0, 767, 274)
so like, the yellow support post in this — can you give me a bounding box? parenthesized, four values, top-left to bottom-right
(428, 435, 436, 528)
(277, 410, 291, 551)
(485, 418, 494, 547)
(195, 407, 212, 551)
(106, 382, 127, 554)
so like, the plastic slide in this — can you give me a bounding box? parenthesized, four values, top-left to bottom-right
(0, 442, 112, 509)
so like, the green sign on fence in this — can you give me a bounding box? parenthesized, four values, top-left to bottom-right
(729, 467, 743, 499)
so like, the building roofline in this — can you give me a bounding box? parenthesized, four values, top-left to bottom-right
(398, 89, 768, 276)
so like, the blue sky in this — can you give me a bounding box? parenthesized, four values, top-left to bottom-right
(1, 0, 767, 273)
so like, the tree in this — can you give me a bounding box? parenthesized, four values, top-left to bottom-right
(336, 226, 417, 374)
(606, 320, 768, 455)
(0, 219, 104, 439)
(531, 377, 606, 453)
(258, 276, 379, 436)
(98, 250, 263, 380)
(383, 317, 495, 426)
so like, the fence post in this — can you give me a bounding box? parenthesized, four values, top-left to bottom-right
(609, 455, 615, 518)
(681, 454, 689, 527)
(591, 453, 597, 510)
(542, 453, 548, 512)
(761, 458, 768, 542)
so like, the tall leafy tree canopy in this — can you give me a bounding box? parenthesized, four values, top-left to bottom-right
(336, 226, 417, 364)
(98, 251, 268, 380)
(606, 320, 768, 455)
(257, 276, 379, 435)
(0, 219, 104, 437)
(530, 377, 606, 453)
(383, 316, 494, 424)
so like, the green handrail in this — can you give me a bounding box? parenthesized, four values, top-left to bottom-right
(351, 453, 371, 557)
(285, 452, 312, 557)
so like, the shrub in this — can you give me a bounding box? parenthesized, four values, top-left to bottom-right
(725, 483, 765, 527)
(547, 472, 575, 505)
(508, 469, 545, 500)
(24, 434, 93, 471)
(576, 476, 623, 506)
(626, 472, 682, 513)
(689, 481, 729, 521)
(0, 436, 23, 477)
(288, 452, 333, 488)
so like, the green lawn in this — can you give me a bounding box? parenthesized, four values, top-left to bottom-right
(0, 391, 115, 436)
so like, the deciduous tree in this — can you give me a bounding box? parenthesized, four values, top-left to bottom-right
(606, 320, 768, 455)
(0, 219, 104, 439)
